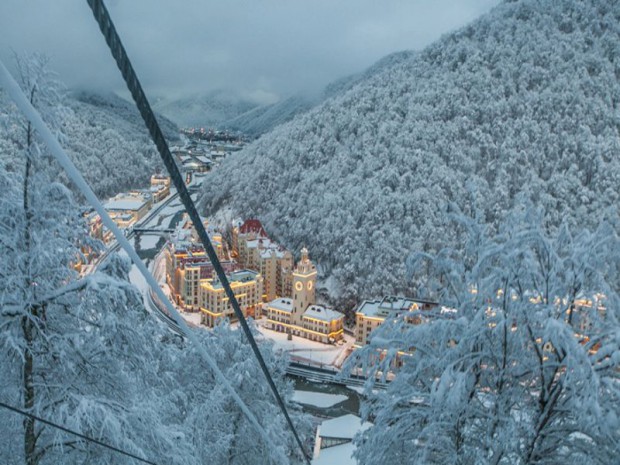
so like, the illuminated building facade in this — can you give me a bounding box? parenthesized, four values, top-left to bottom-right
(199, 270, 263, 327)
(233, 219, 293, 302)
(150, 174, 171, 202)
(265, 248, 344, 343)
(104, 191, 152, 228)
(354, 296, 438, 346)
(165, 224, 231, 310)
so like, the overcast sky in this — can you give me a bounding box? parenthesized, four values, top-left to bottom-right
(1, 0, 499, 103)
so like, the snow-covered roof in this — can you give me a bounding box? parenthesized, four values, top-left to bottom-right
(267, 298, 293, 313)
(260, 244, 288, 259)
(356, 296, 436, 317)
(105, 198, 147, 211)
(319, 414, 372, 440)
(194, 155, 213, 164)
(303, 305, 343, 322)
(210, 269, 258, 289)
(312, 442, 354, 465)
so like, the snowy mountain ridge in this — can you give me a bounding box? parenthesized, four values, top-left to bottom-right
(201, 0, 620, 301)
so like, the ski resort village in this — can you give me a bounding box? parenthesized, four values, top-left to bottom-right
(2, 1, 619, 464)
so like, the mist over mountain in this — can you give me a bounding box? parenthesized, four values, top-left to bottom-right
(152, 90, 260, 128)
(201, 0, 620, 301)
(221, 95, 315, 138)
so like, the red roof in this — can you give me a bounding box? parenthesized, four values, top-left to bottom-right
(239, 219, 268, 237)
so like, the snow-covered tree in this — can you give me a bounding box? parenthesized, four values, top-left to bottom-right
(0, 54, 187, 465)
(172, 324, 312, 465)
(0, 55, 308, 465)
(347, 208, 620, 464)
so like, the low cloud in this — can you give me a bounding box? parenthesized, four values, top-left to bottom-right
(0, 0, 499, 101)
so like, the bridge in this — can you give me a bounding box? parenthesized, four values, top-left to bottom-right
(133, 227, 175, 234)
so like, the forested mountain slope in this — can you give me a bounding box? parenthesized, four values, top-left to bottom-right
(222, 94, 315, 138)
(201, 0, 620, 300)
(1, 89, 179, 199)
(225, 51, 417, 138)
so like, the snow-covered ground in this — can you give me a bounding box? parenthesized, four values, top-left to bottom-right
(254, 319, 355, 368)
(181, 311, 202, 326)
(139, 234, 162, 249)
(292, 390, 347, 408)
(313, 442, 355, 465)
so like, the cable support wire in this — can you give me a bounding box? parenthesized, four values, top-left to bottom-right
(0, 60, 285, 464)
(0, 401, 159, 465)
(85, 0, 310, 462)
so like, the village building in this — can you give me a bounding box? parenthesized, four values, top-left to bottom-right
(165, 226, 230, 310)
(199, 269, 263, 327)
(104, 191, 152, 228)
(150, 174, 171, 202)
(354, 296, 438, 346)
(265, 248, 344, 343)
(83, 209, 103, 242)
(233, 219, 293, 302)
(150, 174, 171, 188)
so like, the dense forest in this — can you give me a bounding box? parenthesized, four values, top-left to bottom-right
(0, 63, 179, 199)
(202, 0, 620, 301)
(0, 56, 307, 464)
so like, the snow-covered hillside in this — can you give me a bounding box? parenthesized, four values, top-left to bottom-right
(221, 94, 315, 138)
(201, 0, 620, 300)
(1, 89, 179, 199)
(223, 52, 418, 138)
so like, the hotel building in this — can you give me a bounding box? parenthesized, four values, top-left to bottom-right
(199, 270, 263, 327)
(166, 227, 231, 310)
(265, 248, 344, 343)
(234, 219, 293, 302)
(104, 191, 152, 228)
(354, 296, 438, 346)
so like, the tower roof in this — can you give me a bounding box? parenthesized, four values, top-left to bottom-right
(239, 219, 268, 237)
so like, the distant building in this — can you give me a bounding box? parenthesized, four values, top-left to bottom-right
(199, 269, 263, 327)
(234, 219, 268, 265)
(83, 209, 103, 242)
(150, 174, 171, 202)
(104, 191, 152, 228)
(354, 296, 438, 346)
(265, 248, 344, 343)
(150, 174, 171, 188)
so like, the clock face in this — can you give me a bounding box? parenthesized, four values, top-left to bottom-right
(295, 281, 303, 292)
(307, 281, 313, 291)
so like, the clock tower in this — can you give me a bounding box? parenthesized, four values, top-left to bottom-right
(292, 247, 317, 326)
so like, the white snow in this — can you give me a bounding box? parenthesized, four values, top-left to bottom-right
(319, 414, 372, 439)
(312, 442, 355, 465)
(128, 263, 148, 295)
(254, 319, 355, 368)
(139, 234, 162, 250)
(312, 414, 372, 465)
(181, 311, 202, 327)
(292, 390, 347, 408)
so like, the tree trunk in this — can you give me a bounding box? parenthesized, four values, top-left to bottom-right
(22, 312, 37, 465)
(22, 124, 38, 465)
